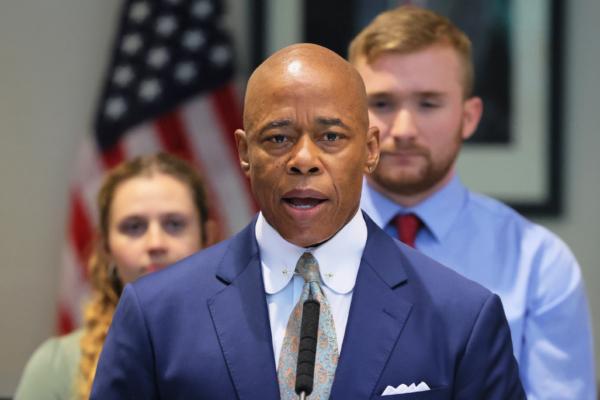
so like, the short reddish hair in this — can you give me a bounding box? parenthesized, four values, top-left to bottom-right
(349, 5, 474, 97)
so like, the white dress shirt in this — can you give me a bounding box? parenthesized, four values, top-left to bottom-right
(256, 210, 367, 368)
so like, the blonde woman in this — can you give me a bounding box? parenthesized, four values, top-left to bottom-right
(15, 153, 216, 399)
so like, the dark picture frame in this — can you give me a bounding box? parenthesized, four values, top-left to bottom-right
(249, 0, 564, 216)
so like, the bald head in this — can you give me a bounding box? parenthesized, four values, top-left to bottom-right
(243, 43, 369, 133)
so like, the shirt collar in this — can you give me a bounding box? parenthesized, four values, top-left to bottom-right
(361, 174, 468, 241)
(256, 209, 367, 295)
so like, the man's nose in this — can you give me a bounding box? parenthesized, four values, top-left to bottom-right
(287, 135, 321, 175)
(390, 109, 418, 140)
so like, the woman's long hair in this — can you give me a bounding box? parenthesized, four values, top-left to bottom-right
(76, 153, 211, 399)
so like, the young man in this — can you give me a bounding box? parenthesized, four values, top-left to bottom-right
(91, 43, 524, 399)
(351, 6, 595, 399)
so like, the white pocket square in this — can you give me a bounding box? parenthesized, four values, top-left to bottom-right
(382, 381, 430, 395)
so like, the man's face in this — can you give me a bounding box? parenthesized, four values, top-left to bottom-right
(355, 45, 481, 201)
(236, 61, 379, 247)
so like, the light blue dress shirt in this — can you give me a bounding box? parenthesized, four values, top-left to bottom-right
(361, 175, 596, 400)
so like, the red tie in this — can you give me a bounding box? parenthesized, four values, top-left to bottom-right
(393, 213, 421, 248)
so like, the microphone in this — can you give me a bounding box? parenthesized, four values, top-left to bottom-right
(295, 299, 320, 400)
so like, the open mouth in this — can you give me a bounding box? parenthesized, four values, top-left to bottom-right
(282, 189, 328, 211)
(283, 197, 326, 209)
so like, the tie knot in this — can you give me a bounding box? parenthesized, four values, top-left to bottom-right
(393, 213, 421, 248)
(295, 252, 321, 283)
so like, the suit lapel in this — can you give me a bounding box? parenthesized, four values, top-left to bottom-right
(208, 221, 280, 400)
(331, 215, 413, 399)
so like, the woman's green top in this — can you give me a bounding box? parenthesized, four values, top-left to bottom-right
(14, 329, 83, 400)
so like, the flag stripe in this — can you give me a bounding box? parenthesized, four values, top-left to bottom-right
(155, 111, 197, 164)
(211, 84, 244, 157)
(69, 191, 94, 278)
(210, 84, 257, 212)
(182, 96, 255, 234)
(157, 109, 230, 232)
(58, 303, 75, 334)
(58, 240, 89, 332)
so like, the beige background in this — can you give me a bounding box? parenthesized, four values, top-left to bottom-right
(1, 0, 599, 396)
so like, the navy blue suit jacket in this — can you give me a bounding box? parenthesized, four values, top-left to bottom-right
(91, 214, 524, 399)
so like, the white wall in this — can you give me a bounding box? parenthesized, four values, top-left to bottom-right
(0, 0, 598, 396)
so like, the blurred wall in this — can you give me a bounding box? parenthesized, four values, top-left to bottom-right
(0, 0, 598, 396)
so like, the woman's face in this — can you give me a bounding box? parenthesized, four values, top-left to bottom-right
(107, 172, 203, 285)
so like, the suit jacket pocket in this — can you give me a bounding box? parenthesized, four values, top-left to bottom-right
(374, 386, 450, 399)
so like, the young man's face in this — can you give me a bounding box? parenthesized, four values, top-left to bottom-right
(355, 44, 482, 201)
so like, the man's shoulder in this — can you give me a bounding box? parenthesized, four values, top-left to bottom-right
(463, 190, 581, 287)
(401, 240, 493, 305)
(467, 189, 572, 248)
(467, 189, 527, 225)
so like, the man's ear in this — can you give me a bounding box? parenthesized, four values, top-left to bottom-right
(364, 126, 380, 174)
(234, 129, 250, 175)
(461, 96, 483, 140)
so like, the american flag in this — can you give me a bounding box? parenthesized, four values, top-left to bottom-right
(57, 0, 256, 333)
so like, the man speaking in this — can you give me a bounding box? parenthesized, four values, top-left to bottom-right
(91, 43, 524, 399)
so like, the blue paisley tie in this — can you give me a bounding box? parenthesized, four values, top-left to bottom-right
(277, 252, 339, 400)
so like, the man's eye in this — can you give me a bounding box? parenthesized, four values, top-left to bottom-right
(268, 135, 288, 144)
(368, 99, 393, 113)
(162, 216, 187, 234)
(420, 100, 440, 109)
(119, 218, 147, 236)
(324, 132, 340, 141)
